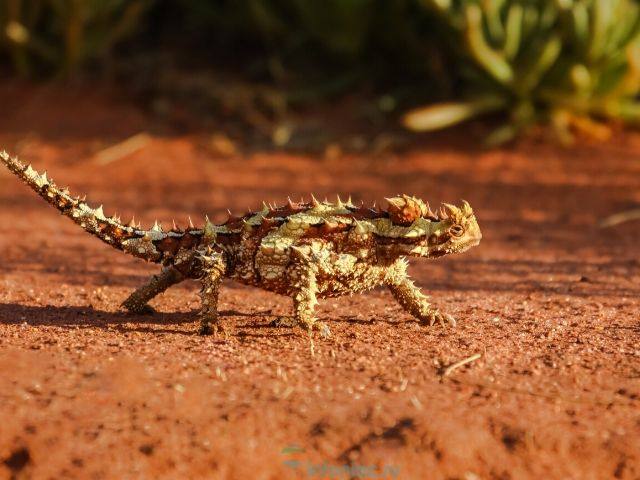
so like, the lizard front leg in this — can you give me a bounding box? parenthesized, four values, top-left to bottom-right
(197, 248, 227, 336)
(289, 255, 331, 338)
(385, 261, 455, 327)
(122, 266, 185, 314)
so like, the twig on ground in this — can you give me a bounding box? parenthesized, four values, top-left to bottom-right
(599, 209, 640, 228)
(94, 132, 151, 165)
(442, 353, 482, 377)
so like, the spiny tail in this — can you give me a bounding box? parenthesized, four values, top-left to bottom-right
(0, 150, 180, 264)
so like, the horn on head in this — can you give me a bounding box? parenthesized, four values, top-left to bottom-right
(461, 199, 473, 216)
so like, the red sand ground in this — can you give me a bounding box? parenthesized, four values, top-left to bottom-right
(0, 83, 639, 480)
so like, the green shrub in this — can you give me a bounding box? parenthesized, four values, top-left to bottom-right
(3, 0, 639, 144)
(174, 0, 437, 98)
(403, 0, 640, 143)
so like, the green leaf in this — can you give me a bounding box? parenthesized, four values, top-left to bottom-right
(570, 2, 589, 47)
(484, 123, 520, 147)
(518, 34, 563, 93)
(503, 4, 523, 60)
(402, 97, 506, 132)
(614, 101, 640, 121)
(589, 0, 614, 62)
(464, 4, 514, 85)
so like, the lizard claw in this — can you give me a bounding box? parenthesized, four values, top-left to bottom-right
(199, 323, 215, 336)
(423, 309, 456, 328)
(198, 322, 232, 339)
(199, 314, 224, 336)
(122, 302, 156, 315)
(316, 321, 331, 339)
(300, 319, 331, 339)
(272, 316, 299, 328)
(442, 313, 456, 327)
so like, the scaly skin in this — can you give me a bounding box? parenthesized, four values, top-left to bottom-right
(197, 248, 227, 335)
(121, 266, 185, 314)
(1, 150, 482, 336)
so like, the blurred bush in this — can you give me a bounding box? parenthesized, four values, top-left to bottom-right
(1, 0, 639, 143)
(171, 0, 444, 100)
(404, 0, 640, 143)
(0, 0, 152, 76)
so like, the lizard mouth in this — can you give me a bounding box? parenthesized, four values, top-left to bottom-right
(411, 233, 481, 258)
(448, 239, 480, 255)
(409, 245, 446, 257)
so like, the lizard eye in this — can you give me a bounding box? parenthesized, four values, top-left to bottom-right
(449, 224, 465, 237)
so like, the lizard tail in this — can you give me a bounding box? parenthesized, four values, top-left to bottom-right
(1, 150, 173, 264)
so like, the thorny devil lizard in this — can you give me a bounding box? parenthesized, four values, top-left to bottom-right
(1, 151, 481, 337)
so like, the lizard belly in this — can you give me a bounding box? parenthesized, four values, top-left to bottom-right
(231, 250, 386, 298)
(315, 262, 387, 298)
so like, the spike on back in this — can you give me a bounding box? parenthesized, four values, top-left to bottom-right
(385, 195, 429, 226)
(203, 216, 216, 242)
(95, 205, 106, 220)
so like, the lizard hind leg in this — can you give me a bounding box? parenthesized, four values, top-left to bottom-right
(122, 266, 185, 314)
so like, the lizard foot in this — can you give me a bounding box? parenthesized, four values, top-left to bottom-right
(271, 316, 299, 328)
(199, 320, 233, 339)
(420, 309, 456, 328)
(316, 321, 331, 339)
(300, 320, 331, 339)
(198, 323, 216, 336)
(199, 314, 221, 336)
(122, 302, 156, 315)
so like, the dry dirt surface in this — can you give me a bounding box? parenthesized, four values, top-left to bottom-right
(0, 84, 639, 480)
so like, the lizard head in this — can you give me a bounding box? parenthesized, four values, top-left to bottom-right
(379, 195, 481, 259)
